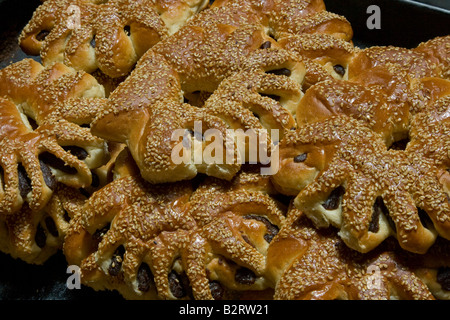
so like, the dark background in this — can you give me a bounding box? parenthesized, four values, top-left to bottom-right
(0, 0, 449, 300)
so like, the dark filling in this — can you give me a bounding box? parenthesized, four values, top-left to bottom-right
(437, 267, 450, 291)
(92, 224, 110, 249)
(333, 64, 346, 77)
(36, 30, 50, 41)
(137, 263, 154, 292)
(186, 128, 203, 142)
(63, 210, 71, 223)
(369, 197, 384, 233)
(252, 111, 260, 120)
(259, 41, 271, 49)
(209, 281, 225, 300)
(90, 35, 96, 48)
(27, 116, 38, 130)
(266, 68, 291, 77)
(45, 216, 59, 237)
(18, 164, 32, 199)
(243, 215, 279, 243)
(168, 270, 187, 299)
(235, 267, 256, 285)
(124, 25, 131, 36)
(79, 188, 91, 198)
(62, 146, 89, 160)
(39, 159, 57, 190)
(91, 171, 100, 188)
(260, 93, 281, 101)
(108, 245, 125, 276)
(322, 186, 345, 210)
(39, 152, 77, 174)
(293, 153, 307, 163)
(35, 223, 47, 248)
(370, 196, 396, 232)
(388, 138, 410, 151)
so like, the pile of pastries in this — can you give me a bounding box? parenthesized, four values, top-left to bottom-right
(0, 0, 449, 300)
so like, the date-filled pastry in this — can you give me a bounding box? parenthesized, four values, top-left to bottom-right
(270, 206, 436, 300)
(19, 0, 209, 78)
(0, 59, 109, 215)
(90, 0, 309, 184)
(0, 184, 86, 264)
(271, 115, 450, 254)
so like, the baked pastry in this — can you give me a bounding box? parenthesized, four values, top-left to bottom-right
(91, 0, 354, 183)
(19, 0, 209, 78)
(65, 175, 194, 299)
(181, 172, 285, 299)
(398, 237, 450, 300)
(270, 206, 436, 300)
(91, 36, 305, 183)
(407, 96, 450, 170)
(271, 115, 450, 254)
(0, 183, 86, 264)
(0, 59, 109, 215)
(64, 165, 286, 299)
(295, 40, 450, 147)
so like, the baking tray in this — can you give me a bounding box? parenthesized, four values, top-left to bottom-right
(0, 0, 449, 301)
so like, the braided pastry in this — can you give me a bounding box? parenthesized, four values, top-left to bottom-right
(0, 184, 86, 264)
(0, 59, 108, 215)
(19, 0, 209, 78)
(414, 35, 450, 80)
(272, 115, 450, 254)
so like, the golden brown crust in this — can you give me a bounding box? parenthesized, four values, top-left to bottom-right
(89, 0, 359, 184)
(0, 59, 108, 215)
(64, 169, 286, 299)
(0, 183, 86, 264)
(19, 0, 209, 78)
(271, 207, 436, 300)
(272, 115, 450, 254)
(414, 35, 450, 79)
(278, 33, 358, 84)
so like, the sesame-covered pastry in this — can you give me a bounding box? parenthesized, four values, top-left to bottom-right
(90, 0, 307, 184)
(414, 35, 450, 80)
(64, 168, 286, 299)
(182, 174, 285, 299)
(278, 33, 358, 89)
(271, 206, 436, 300)
(88, 0, 359, 184)
(0, 59, 108, 215)
(0, 183, 86, 264)
(267, 0, 353, 41)
(19, 0, 209, 78)
(271, 115, 450, 254)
